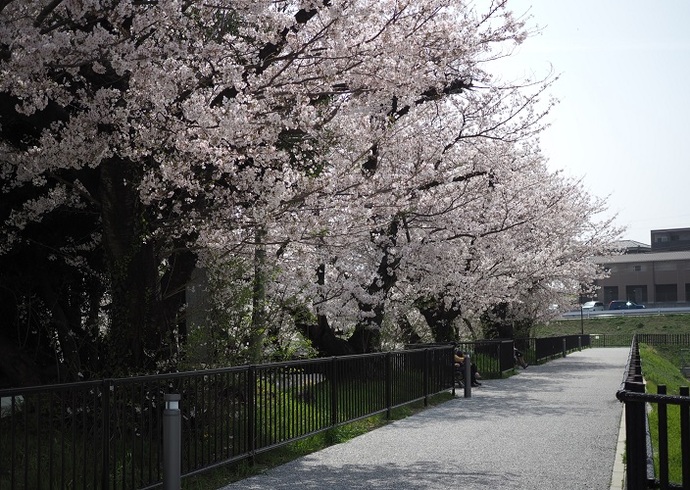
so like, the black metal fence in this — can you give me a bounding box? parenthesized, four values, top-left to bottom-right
(0, 348, 455, 489)
(0, 335, 590, 489)
(511, 335, 590, 367)
(616, 335, 690, 489)
(454, 340, 515, 378)
(590, 333, 635, 347)
(534, 334, 590, 364)
(591, 333, 690, 349)
(413, 335, 589, 380)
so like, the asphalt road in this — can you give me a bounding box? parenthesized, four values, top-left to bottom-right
(218, 348, 629, 490)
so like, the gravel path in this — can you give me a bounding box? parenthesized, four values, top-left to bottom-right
(218, 348, 629, 490)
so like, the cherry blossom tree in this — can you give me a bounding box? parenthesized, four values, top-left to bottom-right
(0, 0, 618, 383)
(270, 125, 620, 350)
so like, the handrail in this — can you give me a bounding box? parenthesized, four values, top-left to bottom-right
(0, 335, 590, 489)
(616, 334, 690, 490)
(0, 346, 456, 489)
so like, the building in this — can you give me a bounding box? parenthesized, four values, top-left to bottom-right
(651, 228, 690, 252)
(593, 228, 690, 307)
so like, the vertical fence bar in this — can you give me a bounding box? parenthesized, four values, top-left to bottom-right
(101, 380, 111, 490)
(657, 385, 668, 489)
(49, 397, 54, 488)
(8, 396, 14, 489)
(423, 349, 429, 406)
(24, 396, 30, 488)
(449, 348, 456, 397)
(681, 386, 690, 488)
(625, 380, 648, 490)
(330, 358, 338, 428)
(464, 354, 471, 399)
(385, 353, 392, 419)
(247, 366, 256, 464)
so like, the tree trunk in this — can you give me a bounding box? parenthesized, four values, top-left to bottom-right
(39, 277, 82, 382)
(0, 337, 43, 388)
(248, 226, 267, 364)
(416, 296, 462, 343)
(350, 218, 401, 353)
(159, 249, 196, 359)
(290, 304, 353, 357)
(100, 158, 162, 374)
(396, 313, 422, 345)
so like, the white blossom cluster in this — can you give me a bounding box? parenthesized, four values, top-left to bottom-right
(0, 0, 620, 346)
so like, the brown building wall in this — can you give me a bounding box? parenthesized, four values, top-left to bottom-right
(595, 258, 690, 306)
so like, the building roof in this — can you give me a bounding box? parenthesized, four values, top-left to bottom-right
(651, 227, 690, 234)
(612, 240, 651, 253)
(594, 250, 690, 264)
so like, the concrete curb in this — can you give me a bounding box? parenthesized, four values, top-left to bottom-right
(610, 408, 626, 490)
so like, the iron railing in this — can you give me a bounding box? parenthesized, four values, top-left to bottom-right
(591, 333, 690, 349)
(0, 348, 455, 489)
(590, 334, 635, 347)
(408, 336, 589, 378)
(514, 335, 590, 367)
(454, 340, 515, 378)
(536, 334, 590, 363)
(405, 341, 510, 378)
(616, 335, 690, 489)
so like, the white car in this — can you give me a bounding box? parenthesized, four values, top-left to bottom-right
(581, 301, 605, 312)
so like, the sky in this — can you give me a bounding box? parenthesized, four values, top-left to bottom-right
(495, 0, 690, 244)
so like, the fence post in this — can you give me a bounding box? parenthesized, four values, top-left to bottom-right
(681, 386, 690, 488)
(330, 357, 338, 427)
(247, 366, 256, 464)
(658, 385, 668, 489)
(625, 380, 648, 490)
(101, 379, 112, 490)
(464, 354, 471, 398)
(163, 394, 182, 490)
(423, 349, 430, 406)
(385, 352, 392, 419)
(562, 338, 567, 358)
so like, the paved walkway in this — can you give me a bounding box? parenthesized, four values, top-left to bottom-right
(219, 348, 629, 490)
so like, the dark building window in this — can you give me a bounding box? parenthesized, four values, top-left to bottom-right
(655, 284, 677, 303)
(633, 265, 641, 272)
(603, 286, 618, 304)
(626, 285, 647, 304)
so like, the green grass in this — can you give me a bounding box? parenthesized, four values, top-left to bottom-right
(640, 344, 690, 485)
(533, 313, 690, 338)
(182, 392, 454, 489)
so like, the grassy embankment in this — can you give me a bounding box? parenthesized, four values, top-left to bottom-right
(533, 313, 690, 338)
(640, 344, 689, 485)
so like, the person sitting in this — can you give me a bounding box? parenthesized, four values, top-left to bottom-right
(514, 347, 528, 369)
(454, 350, 482, 387)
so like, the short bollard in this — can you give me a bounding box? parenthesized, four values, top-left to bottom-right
(464, 353, 472, 398)
(163, 394, 182, 490)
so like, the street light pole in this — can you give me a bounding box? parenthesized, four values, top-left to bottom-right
(580, 305, 584, 336)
